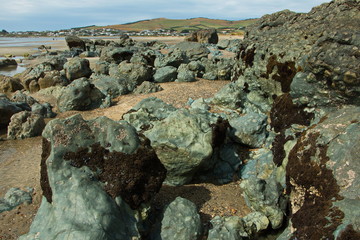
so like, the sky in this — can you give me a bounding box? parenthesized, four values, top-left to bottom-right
(0, 0, 331, 32)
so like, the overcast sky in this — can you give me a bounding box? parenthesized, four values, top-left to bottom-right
(1, 0, 331, 32)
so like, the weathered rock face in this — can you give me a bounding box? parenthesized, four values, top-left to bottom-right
(232, 0, 360, 110)
(144, 108, 228, 186)
(284, 106, 360, 239)
(57, 78, 107, 112)
(20, 115, 166, 240)
(90, 75, 128, 98)
(185, 29, 219, 44)
(117, 61, 153, 87)
(170, 42, 210, 61)
(160, 197, 202, 240)
(0, 76, 23, 93)
(7, 111, 45, 139)
(63, 57, 92, 81)
(65, 36, 86, 51)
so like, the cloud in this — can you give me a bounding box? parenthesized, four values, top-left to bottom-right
(0, 0, 331, 31)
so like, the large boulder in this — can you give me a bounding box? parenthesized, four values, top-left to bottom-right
(160, 197, 202, 240)
(20, 115, 167, 240)
(133, 81, 163, 95)
(57, 78, 108, 112)
(176, 64, 196, 82)
(144, 108, 228, 185)
(185, 29, 219, 44)
(154, 50, 187, 68)
(7, 111, 45, 139)
(63, 57, 92, 81)
(65, 36, 86, 51)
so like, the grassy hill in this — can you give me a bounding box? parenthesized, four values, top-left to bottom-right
(93, 17, 257, 32)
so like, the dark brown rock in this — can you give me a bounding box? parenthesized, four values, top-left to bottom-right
(185, 29, 219, 44)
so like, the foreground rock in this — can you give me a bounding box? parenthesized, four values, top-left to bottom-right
(0, 95, 30, 128)
(20, 115, 167, 240)
(0, 188, 33, 213)
(0, 75, 23, 93)
(0, 58, 17, 68)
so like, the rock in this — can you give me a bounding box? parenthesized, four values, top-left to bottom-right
(65, 36, 86, 51)
(285, 106, 360, 239)
(38, 70, 68, 89)
(208, 216, 244, 240)
(0, 58, 17, 67)
(211, 82, 244, 109)
(0, 96, 30, 128)
(0, 75, 23, 93)
(153, 66, 178, 83)
(31, 103, 56, 118)
(122, 97, 177, 131)
(154, 50, 187, 68)
(190, 97, 210, 110)
(217, 39, 230, 50)
(63, 57, 92, 81)
(20, 114, 166, 240)
(185, 29, 219, 44)
(99, 47, 134, 64)
(0, 188, 33, 213)
(94, 61, 110, 75)
(11, 91, 37, 106)
(79, 51, 97, 58)
(144, 108, 228, 185)
(228, 112, 268, 148)
(91, 75, 128, 98)
(170, 42, 210, 61)
(231, 1, 360, 109)
(133, 81, 163, 95)
(7, 111, 45, 139)
(57, 78, 107, 112)
(116, 61, 153, 91)
(176, 64, 196, 82)
(160, 197, 201, 240)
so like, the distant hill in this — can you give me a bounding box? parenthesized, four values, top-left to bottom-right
(92, 17, 258, 32)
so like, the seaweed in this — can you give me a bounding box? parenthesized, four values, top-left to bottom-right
(63, 137, 167, 209)
(286, 132, 344, 239)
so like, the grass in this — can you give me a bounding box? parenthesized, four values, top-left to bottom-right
(91, 17, 258, 32)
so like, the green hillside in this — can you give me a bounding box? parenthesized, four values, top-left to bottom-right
(94, 17, 258, 32)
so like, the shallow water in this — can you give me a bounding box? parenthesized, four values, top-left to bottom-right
(0, 37, 64, 47)
(0, 64, 27, 76)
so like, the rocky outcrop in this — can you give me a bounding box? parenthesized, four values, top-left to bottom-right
(153, 66, 178, 83)
(99, 47, 134, 64)
(7, 111, 45, 139)
(185, 29, 219, 44)
(20, 115, 166, 240)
